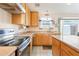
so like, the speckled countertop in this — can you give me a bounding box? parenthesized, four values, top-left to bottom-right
(0, 46, 17, 56)
(17, 32, 34, 37)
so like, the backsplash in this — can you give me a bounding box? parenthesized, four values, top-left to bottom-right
(27, 26, 58, 32)
(0, 8, 11, 24)
(0, 24, 27, 34)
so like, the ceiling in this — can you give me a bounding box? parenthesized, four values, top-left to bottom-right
(27, 3, 79, 14)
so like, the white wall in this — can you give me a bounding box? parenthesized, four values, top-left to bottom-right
(0, 8, 12, 24)
(0, 8, 19, 31)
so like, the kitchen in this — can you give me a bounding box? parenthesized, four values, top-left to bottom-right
(0, 3, 79, 56)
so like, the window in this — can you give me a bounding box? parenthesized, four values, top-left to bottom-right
(60, 19, 79, 35)
(39, 17, 53, 29)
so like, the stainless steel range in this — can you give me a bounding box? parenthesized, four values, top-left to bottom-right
(0, 28, 31, 56)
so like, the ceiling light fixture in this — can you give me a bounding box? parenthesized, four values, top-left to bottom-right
(66, 3, 71, 5)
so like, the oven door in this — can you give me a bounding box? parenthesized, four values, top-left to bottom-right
(18, 37, 31, 55)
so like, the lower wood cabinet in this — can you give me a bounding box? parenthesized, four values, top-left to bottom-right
(52, 37, 61, 56)
(52, 46, 61, 56)
(61, 42, 79, 56)
(32, 33, 52, 46)
(32, 34, 39, 46)
(61, 49, 69, 56)
(43, 34, 52, 45)
(52, 36, 79, 56)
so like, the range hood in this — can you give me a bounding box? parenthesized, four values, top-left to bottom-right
(0, 3, 26, 14)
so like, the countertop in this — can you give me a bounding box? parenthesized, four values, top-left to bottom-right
(51, 35, 79, 51)
(18, 32, 34, 37)
(30, 31, 60, 35)
(0, 46, 17, 56)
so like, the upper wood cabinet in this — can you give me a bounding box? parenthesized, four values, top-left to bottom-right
(25, 4, 31, 26)
(0, 3, 26, 14)
(31, 12, 39, 27)
(12, 13, 26, 25)
(21, 3, 31, 26)
(12, 3, 31, 25)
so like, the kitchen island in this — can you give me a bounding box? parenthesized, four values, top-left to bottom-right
(51, 35, 79, 56)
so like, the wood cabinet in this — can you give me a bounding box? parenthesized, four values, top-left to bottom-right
(61, 50, 69, 56)
(33, 33, 43, 46)
(52, 37, 61, 56)
(33, 33, 52, 46)
(52, 36, 79, 56)
(12, 13, 26, 25)
(25, 4, 31, 26)
(0, 3, 26, 14)
(31, 12, 38, 26)
(12, 3, 31, 25)
(42, 34, 52, 45)
(32, 34, 39, 45)
(61, 42, 79, 56)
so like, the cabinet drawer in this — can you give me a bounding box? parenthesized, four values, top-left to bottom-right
(61, 43, 79, 56)
(52, 46, 61, 56)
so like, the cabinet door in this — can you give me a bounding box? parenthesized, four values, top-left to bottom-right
(31, 12, 38, 26)
(33, 33, 52, 46)
(42, 34, 52, 45)
(61, 50, 69, 56)
(12, 3, 26, 25)
(52, 46, 60, 56)
(36, 34, 52, 46)
(32, 34, 38, 45)
(61, 42, 79, 56)
(22, 3, 31, 26)
(52, 37, 60, 47)
(12, 14, 26, 25)
(33, 34, 41, 46)
(35, 33, 43, 46)
(52, 37, 61, 56)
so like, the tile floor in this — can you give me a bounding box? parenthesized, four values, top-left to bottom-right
(22, 46, 52, 56)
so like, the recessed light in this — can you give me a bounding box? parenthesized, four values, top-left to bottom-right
(66, 3, 71, 5)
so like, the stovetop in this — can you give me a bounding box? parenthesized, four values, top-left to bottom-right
(0, 28, 30, 46)
(0, 35, 30, 46)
